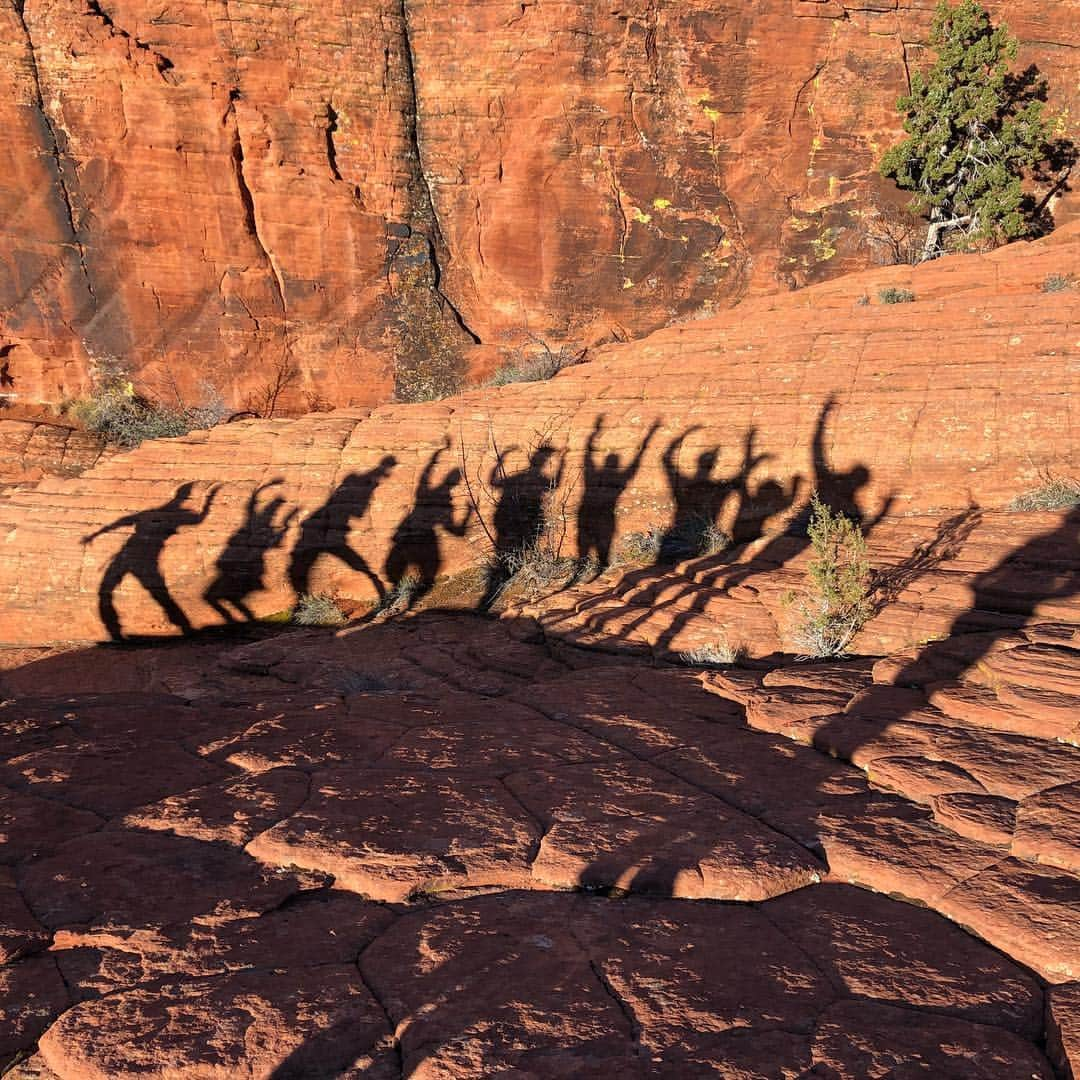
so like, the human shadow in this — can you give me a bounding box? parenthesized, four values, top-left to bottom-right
(659, 426, 771, 558)
(480, 442, 564, 608)
(82, 482, 220, 641)
(203, 480, 297, 623)
(809, 506, 1080, 808)
(577, 417, 660, 569)
(384, 440, 470, 608)
(288, 456, 397, 601)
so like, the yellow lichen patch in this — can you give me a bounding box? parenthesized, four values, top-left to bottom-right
(632, 208, 652, 225)
(702, 105, 721, 124)
(622, 277, 635, 290)
(812, 228, 838, 261)
(652, 198, 672, 210)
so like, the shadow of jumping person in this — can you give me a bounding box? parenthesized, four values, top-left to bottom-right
(578, 417, 660, 570)
(481, 443, 564, 608)
(659, 426, 771, 559)
(384, 440, 470, 608)
(82, 482, 220, 641)
(203, 480, 298, 623)
(806, 393, 893, 530)
(288, 456, 397, 602)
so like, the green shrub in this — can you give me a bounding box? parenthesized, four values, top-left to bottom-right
(69, 358, 226, 448)
(878, 287, 916, 305)
(791, 494, 872, 658)
(1042, 274, 1075, 294)
(1009, 474, 1080, 511)
(292, 593, 347, 627)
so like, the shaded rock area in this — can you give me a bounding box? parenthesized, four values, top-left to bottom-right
(0, 585, 1077, 1076)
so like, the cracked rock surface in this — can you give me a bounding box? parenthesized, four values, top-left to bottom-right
(1, 602, 1077, 1077)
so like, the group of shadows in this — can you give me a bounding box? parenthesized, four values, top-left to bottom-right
(78, 397, 1078, 657)
(80, 398, 852, 640)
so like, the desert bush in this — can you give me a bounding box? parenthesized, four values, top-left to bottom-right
(878, 287, 916, 305)
(791, 494, 872, 658)
(489, 345, 582, 387)
(660, 514, 731, 561)
(1009, 474, 1080, 511)
(378, 572, 424, 614)
(292, 593, 347, 627)
(612, 525, 666, 565)
(679, 637, 746, 668)
(69, 358, 224, 448)
(491, 514, 596, 600)
(1042, 274, 1075, 293)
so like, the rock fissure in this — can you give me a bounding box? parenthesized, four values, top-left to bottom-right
(13, 6, 97, 310)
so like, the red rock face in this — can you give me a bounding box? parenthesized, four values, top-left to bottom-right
(0, 0, 1076, 410)
(0, 225, 1077, 644)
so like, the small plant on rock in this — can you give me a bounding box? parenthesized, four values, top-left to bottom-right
(1042, 274, 1075, 294)
(878, 287, 916, 305)
(1009, 473, 1080, 512)
(379, 572, 424, 615)
(660, 514, 731, 562)
(791, 494, 872, 659)
(488, 341, 584, 387)
(612, 525, 666, 566)
(70, 357, 224, 448)
(679, 637, 746, 668)
(292, 593, 347, 627)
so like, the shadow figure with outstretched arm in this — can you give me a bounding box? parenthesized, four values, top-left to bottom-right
(82, 482, 220, 641)
(578, 417, 660, 569)
(203, 480, 297, 622)
(481, 443, 564, 608)
(288, 456, 397, 601)
(384, 440, 471, 608)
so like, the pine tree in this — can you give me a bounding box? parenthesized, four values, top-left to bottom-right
(880, 0, 1055, 260)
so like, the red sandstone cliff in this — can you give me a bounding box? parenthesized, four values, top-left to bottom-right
(0, 0, 1077, 412)
(0, 224, 1076, 644)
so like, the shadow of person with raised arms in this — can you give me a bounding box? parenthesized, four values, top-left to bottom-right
(288, 456, 397, 602)
(203, 480, 297, 623)
(82, 481, 220, 641)
(481, 442, 563, 608)
(578, 417, 660, 570)
(384, 439, 471, 608)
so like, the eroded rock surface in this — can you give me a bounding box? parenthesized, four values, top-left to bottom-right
(0, 588, 1076, 1076)
(3, 0, 1076, 411)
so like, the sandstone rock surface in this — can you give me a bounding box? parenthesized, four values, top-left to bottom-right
(1, 1, 1076, 409)
(0, 586, 1075, 1075)
(1, 224, 1078, 645)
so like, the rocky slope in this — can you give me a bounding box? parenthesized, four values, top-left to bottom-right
(1, 0, 1077, 410)
(0, 223, 1076, 644)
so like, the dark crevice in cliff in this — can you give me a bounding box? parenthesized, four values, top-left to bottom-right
(85, 0, 176, 79)
(397, 0, 481, 345)
(788, 60, 826, 137)
(224, 91, 287, 319)
(324, 102, 343, 182)
(13, 2, 97, 310)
